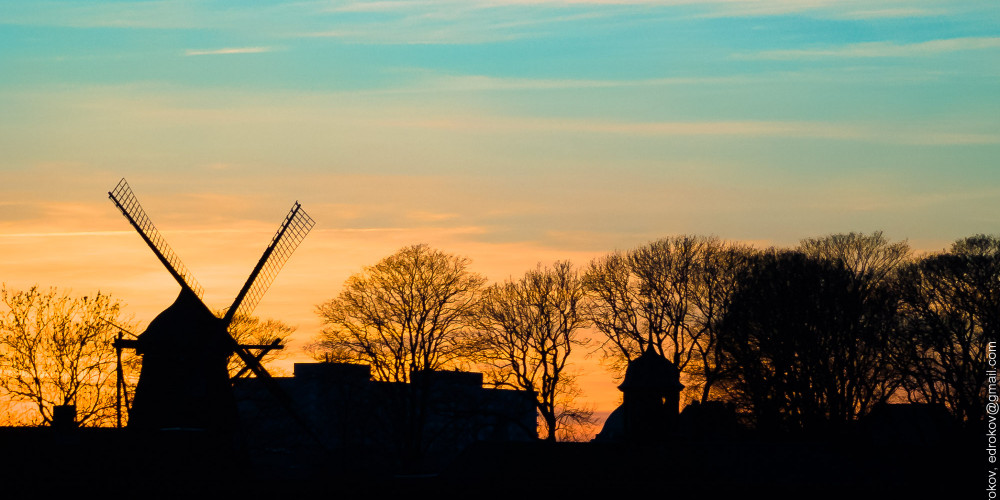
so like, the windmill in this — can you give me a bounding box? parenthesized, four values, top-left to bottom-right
(108, 179, 314, 432)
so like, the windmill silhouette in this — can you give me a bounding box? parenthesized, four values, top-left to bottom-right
(108, 179, 314, 432)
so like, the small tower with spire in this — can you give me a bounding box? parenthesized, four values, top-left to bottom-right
(616, 337, 685, 444)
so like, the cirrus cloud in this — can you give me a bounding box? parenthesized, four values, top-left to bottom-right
(738, 37, 1000, 60)
(184, 47, 273, 56)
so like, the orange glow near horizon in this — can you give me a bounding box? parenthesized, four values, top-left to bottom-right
(1, 186, 977, 434)
(0, 203, 629, 432)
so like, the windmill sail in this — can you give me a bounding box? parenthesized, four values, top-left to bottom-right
(223, 201, 315, 326)
(108, 178, 204, 298)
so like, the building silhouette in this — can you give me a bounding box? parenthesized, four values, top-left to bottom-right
(594, 343, 684, 443)
(232, 362, 536, 470)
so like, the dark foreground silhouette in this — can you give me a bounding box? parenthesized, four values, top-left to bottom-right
(0, 421, 979, 499)
(0, 358, 982, 499)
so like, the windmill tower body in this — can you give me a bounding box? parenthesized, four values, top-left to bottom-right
(129, 289, 236, 431)
(108, 179, 314, 433)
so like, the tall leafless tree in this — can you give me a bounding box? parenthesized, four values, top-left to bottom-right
(717, 251, 900, 433)
(476, 261, 593, 441)
(685, 243, 756, 403)
(583, 235, 754, 403)
(583, 237, 704, 371)
(310, 244, 486, 465)
(0, 285, 135, 426)
(799, 231, 911, 285)
(310, 244, 486, 382)
(796, 231, 913, 404)
(896, 235, 999, 423)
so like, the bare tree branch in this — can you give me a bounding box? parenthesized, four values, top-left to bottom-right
(0, 285, 136, 426)
(309, 244, 485, 382)
(476, 261, 593, 441)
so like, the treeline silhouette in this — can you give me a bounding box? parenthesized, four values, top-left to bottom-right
(0, 231, 994, 440)
(0, 231, 990, 497)
(583, 232, 995, 433)
(308, 231, 996, 439)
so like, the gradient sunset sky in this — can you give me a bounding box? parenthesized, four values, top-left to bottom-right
(2, 1, 998, 416)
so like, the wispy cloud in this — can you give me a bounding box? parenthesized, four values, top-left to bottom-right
(835, 8, 942, 19)
(421, 73, 749, 91)
(677, 0, 961, 19)
(1, 0, 981, 37)
(376, 115, 1000, 145)
(327, 0, 966, 19)
(377, 116, 869, 139)
(286, 0, 984, 46)
(1, 1, 312, 30)
(371, 67, 950, 94)
(184, 47, 273, 56)
(4, 1, 980, 49)
(739, 37, 1000, 60)
(297, 1, 617, 44)
(0, 230, 131, 238)
(329, 1, 441, 13)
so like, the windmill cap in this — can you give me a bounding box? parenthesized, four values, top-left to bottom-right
(618, 345, 684, 392)
(137, 288, 230, 356)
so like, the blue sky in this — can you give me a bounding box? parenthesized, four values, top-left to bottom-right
(2, 0, 999, 412)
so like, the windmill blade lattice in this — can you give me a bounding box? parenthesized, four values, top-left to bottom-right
(226, 201, 315, 324)
(108, 178, 204, 298)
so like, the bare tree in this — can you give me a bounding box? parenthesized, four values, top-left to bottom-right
(717, 251, 900, 433)
(583, 237, 706, 372)
(896, 235, 999, 423)
(799, 231, 911, 285)
(580, 249, 639, 374)
(309, 244, 486, 466)
(583, 236, 753, 403)
(685, 243, 756, 403)
(0, 285, 135, 426)
(310, 244, 486, 383)
(476, 261, 593, 441)
(796, 231, 913, 404)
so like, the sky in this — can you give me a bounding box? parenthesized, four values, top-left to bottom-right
(1, 0, 999, 422)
